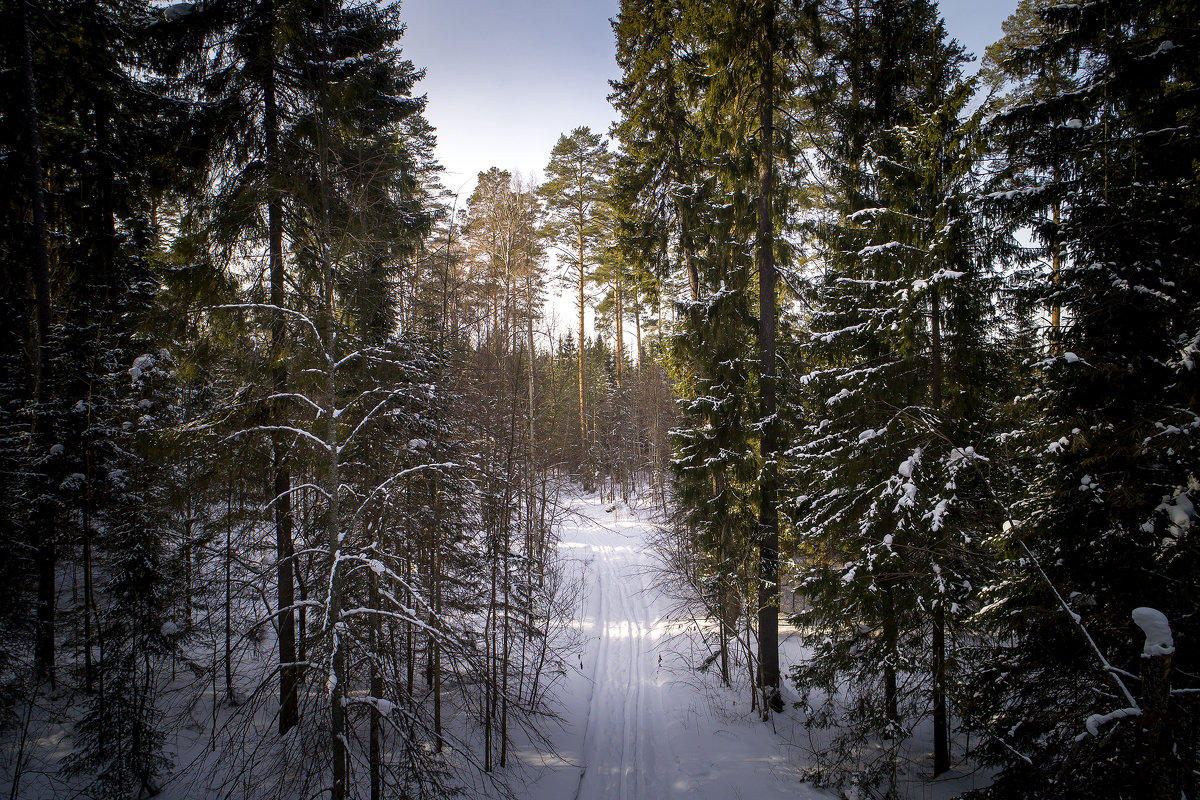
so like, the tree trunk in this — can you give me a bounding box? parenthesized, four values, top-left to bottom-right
(615, 271, 624, 387)
(1138, 631, 1177, 797)
(666, 76, 700, 302)
(578, 249, 586, 455)
(500, 509, 512, 768)
(369, 569, 383, 800)
(313, 33, 347, 792)
(264, 17, 299, 737)
(431, 480, 443, 752)
(634, 284, 643, 376)
(225, 490, 234, 702)
(930, 284, 950, 775)
(1050, 193, 1062, 353)
(485, 524, 496, 772)
(883, 584, 899, 729)
(755, 0, 782, 717)
(18, 0, 57, 687)
(326, 328, 347, 800)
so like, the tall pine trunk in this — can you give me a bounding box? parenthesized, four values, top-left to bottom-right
(755, 0, 782, 716)
(577, 230, 586, 455)
(264, 13, 299, 737)
(18, 0, 57, 686)
(312, 28, 347, 793)
(614, 271, 624, 387)
(369, 569, 383, 800)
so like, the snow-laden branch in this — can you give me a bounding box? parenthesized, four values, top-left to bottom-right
(208, 304, 326, 356)
(352, 462, 460, 519)
(340, 606, 438, 635)
(337, 389, 408, 447)
(265, 392, 325, 417)
(333, 386, 411, 420)
(332, 350, 363, 371)
(1075, 707, 1141, 742)
(265, 482, 331, 509)
(224, 425, 331, 453)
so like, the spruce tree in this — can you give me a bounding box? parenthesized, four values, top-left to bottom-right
(610, 0, 708, 301)
(969, 0, 1200, 795)
(785, 0, 1007, 788)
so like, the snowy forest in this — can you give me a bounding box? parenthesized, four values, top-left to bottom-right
(1, 0, 1197, 798)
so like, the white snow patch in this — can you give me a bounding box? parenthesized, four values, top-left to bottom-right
(129, 353, 154, 382)
(163, 3, 195, 20)
(1132, 607, 1175, 657)
(1161, 492, 1194, 531)
(826, 388, 852, 406)
(897, 447, 922, 479)
(369, 697, 395, 717)
(1082, 707, 1140, 738)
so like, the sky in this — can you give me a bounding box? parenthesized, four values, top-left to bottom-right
(398, 0, 1020, 197)
(399, 0, 622, 198)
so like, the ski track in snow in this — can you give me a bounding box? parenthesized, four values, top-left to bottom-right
(502, 493, 828, 800)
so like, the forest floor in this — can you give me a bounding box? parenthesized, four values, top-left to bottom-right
(493, 492, 832, 800)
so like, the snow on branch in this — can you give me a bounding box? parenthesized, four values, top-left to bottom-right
(1075, 707, 1141, 742)
(352, 462, 461, 519)
(337, 389, 411, 452)
(265, 482, 331, 508)
(224, 425, 331, 453)
(265, 392, 325, 416)
(208, 303, 326, 354)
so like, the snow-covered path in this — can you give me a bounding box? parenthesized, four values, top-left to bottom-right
(503, 494, 829, 800)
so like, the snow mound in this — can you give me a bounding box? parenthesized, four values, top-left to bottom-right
(1131, 607, 1174, 657)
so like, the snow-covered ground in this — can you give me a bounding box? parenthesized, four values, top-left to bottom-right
(497, 493, 831, 800)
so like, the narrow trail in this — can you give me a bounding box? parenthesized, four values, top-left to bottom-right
(505, 493, 829, 800)
(571, 502, 677, 800)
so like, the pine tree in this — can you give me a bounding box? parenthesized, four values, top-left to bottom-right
(690, 0, 807, 714)
(539, 127, 613, 465)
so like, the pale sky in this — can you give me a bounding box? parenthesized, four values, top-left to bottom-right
(399, 0, 1019, 196)
(399, 0, 621, 197)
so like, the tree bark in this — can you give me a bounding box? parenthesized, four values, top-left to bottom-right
(264, 26, 299, 737)
(578, 244, 586, 455)
(369, 569, 383, 800)
(1139, 648, 1176, 797)
(18, 0, 58, 686)
(755, 0, 782, 717)
(929, 284, 950, 774)
(883, 584, 899, 729)
(615, 271, 624, 387)
(1050, 193, 1062, 353)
